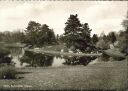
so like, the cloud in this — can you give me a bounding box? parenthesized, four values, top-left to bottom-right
(0, 1, 127, 35)
(80, 1, 128, 35)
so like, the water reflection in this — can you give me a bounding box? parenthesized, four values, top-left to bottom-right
(6, 46, 25, 67)
(52, 56, 65, 67)
(20, 51, 96, 67)
(7, 47, 97, 68)
(63, 56, 97, 66)
(20, 51, 53, 67)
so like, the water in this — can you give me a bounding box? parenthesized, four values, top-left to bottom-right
(7, 47, 96, 68)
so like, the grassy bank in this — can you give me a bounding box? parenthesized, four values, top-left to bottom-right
(0, 42, 25, 48)
(27, 49, 102, 57)
(0, 58, 127, 90)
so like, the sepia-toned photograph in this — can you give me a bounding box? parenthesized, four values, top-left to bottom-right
(0, 0, 128, 90)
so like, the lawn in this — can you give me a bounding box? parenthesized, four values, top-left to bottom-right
(0, 58, 127, 90)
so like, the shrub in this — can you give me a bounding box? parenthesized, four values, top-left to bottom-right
(96, 39, 109, 50)
(0, 47, 12, 64)
(0, 47, 10, 57)
(0, 66, 17, 79)
(118, 37, 128, 55)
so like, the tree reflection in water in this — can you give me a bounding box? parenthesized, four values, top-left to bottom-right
(63, 56, 97, 66)
(20, 51, 97, 67)
(20, 51, 53, 67)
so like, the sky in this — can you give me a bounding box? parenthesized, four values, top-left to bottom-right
(0, 1, 127, 35)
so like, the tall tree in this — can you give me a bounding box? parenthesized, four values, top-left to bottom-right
(64, 14, 82, 35)
(108, 32, 117, 44)
(64, 14, 92, 52)
(38, 24, 56, 45)
(92, 34, 98, 45)
(119, 10, 128, 54)
(25, 21, 41, 45)
(64, 14, 82, 48)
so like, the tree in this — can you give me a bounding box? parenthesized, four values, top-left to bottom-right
(24, 21, 41, 45)
(64, 14, 82, 35)
(64, 14, 82, 48)
(0, 30, 25, 43)
(97, 31, 110, 50)
(122, 11, 128, 30)
(64, 14, 92, 52)
(82, 23, 92, 44)
(92, 34, 98, 45)
(96, 39, 109, 50)
(38, 24, 56, 46)
(119, 10, 128, 54)
(107, 32, 117, 44)
(24, 21, 56, 47)
(99, 31, 108, 42)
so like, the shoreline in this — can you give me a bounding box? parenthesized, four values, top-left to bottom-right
(26, 49, 102, 57)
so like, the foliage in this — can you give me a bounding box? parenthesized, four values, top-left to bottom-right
(122, 11, 128, 29)
(24, 21, 41, 45)
(0, 30, 25, 43)
(24, 21, 57, 47)
(107, 32, 117, 44)
(92, 34, 98, 45)
(0, 47, 12, 64)
(63, 56, 96, 66)
(99, 31, 109, 42)
(0, 66, 17, 79)
(118, 11, 128, 55)
(96, 39, 109, 50)
(97, 31, 112, 50)
(0, 47, 10, 56)
(63, 14, 92, 52)
(118, 29, 128, 54)
(20, 51, 53, 67)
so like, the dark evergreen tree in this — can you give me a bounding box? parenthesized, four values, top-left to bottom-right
(38, 24, 56, 46)
(64, 14, 92, 52)
(64, 14, 82, 48)
(108, 32, 117, 44)
(64, 14, 82, 35)
(92, 34, 98, 45)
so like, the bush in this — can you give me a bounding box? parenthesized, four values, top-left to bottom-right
(0, 57, 12, 64)
(96, 39, 109, 50)
(0, 47, 12, 64)
(0, 47, 10, 57)
(118, 37, 128, 55)
(0, 66, 17, 79)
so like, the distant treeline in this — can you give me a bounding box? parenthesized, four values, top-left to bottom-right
(0, 30, 24, 43)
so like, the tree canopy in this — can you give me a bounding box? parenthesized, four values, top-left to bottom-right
(24, 21, 56, 47)
(63, 14, 93, 52)
(107, 32, 117, 44)
(92, 34, 98, 45)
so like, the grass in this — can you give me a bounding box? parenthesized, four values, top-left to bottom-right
(0, 42, 25, 48)
(0, 65, 17, 79)
(40, 44, 66, 52)
(0, 58, 127, 90)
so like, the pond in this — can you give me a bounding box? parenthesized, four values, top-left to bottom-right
(7, 47, 97, 68)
